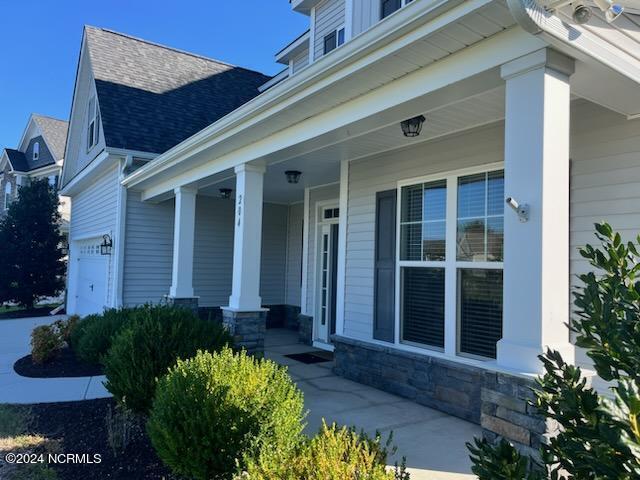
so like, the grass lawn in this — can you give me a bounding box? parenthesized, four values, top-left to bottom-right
(0, 304, 60, 320)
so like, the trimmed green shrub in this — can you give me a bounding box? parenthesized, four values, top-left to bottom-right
(74, 308, 138, 364)
(30, 325, 63, 364)
(242, 422, 410, 480)
(147, 348, 305, 480)
(52, 315, 79, 343)
(103, 306, 232, 414)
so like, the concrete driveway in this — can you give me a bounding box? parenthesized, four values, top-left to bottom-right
(265, 329, 480, 480)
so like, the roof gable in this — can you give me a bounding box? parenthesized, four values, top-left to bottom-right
(4, 149, 29, 172)
(85, 27, 271, 154)
(32, 115, 69, 161)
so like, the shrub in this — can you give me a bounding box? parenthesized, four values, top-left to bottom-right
(147, 348, 305, 480)
(52, 315, 79, 343)
(105, 403, 136, 456)
(30, 325, 63, 364)
(242, 422, 410, 480)
(74, 308, 138, 364)
(103, 306, 232, 414)
(467, 222, 640, 479)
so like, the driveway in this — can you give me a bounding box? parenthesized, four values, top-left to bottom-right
(0, 316, 109, 404)
(265, 329, 480, 480)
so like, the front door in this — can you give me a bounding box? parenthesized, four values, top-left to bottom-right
(317, 221, 339, 345)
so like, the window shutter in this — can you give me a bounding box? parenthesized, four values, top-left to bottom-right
(374, 189, 397, 342)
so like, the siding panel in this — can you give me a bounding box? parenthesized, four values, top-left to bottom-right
(285, 203, 304, 306)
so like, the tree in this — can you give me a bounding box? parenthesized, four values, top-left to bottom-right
(0, 179, 66, 309)
(467, 222, 640, 480)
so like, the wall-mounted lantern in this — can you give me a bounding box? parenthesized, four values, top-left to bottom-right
(400, 115, 426, 138)
(100, 234, 113, 256)
(219, 188, 233, 199)
(285, 170, 302, 184)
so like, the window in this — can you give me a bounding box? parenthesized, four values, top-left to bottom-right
(323, 27, 345, 55)
(323, 207, 340, 220)
(4, 183, 12, 211)
(87, 96, 100, 151)
(48, 175, 59, 189)
(398, 167, 504, 359)
(381, 0, 413, 19)
(33, 142, 40, 161)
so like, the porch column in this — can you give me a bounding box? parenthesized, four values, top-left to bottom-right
(223, 161, 267, 356)
(497, 49, 575, 374)
(168, 185, 198, 310)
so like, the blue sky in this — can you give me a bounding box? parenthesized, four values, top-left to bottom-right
(0, 0, 308, 149)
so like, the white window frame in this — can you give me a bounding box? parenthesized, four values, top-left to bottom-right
(323, 26, 345, 56)
(395, 162, 504, 361)
(4, 182, 12, 211)
(380, 0, 414, 20)
(87, 95, 99, 152)
(33, 142, 40, 161)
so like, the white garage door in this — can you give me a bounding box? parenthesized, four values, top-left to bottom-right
(75, 240, 108, 317)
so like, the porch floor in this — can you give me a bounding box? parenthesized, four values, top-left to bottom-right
(265, 329, 479, 480)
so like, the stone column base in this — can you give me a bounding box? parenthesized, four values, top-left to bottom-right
(221, 309, 267, 356)
(297, 314, 313, 345)
(165, 296, 199, 313)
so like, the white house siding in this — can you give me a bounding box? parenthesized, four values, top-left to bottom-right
(344, 125, 505, 340)
(122, 194, 289, 308)
(285, 203, 304, 306)
(306, 183, 340, 315)
(292, 50, 310, 74)
(314, 0, 346, 61)
(122, 192, 174, 306)
(569, 100, 640, 388)
(70, 163, 119, 305)
(352, 0, 380, 37)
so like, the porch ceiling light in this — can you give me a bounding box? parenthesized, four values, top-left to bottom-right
(100, 234, 113, 256)
(219, 188, 232, 199)
(401, 115, 426, 138)
(285, 170, 302, 184)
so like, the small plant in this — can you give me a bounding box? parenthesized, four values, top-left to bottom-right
(74, 308, 138, 364)
(467, 437, 542, 480)
(147, 348, 305, 480)
(30, 325, 63, 364)
(105, 403, 136, 456)
(103, 305, 232, 414)
(467, 223, 640, 479)
(53, 315, 79, 343)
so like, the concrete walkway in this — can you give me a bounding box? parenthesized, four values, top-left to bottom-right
(0, 316, 110, 404)
(265, 329, 479, 480)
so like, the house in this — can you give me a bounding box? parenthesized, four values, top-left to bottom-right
(1, 114, 70, 233)
(61, 1, 640, 455)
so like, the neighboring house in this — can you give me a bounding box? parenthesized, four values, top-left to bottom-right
(61, 1, 640, 455)
(0, 114, 70, 233)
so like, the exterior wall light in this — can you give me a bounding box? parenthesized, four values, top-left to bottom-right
(285, 170, 302, 184)
(219, 188, 232, 199)
(100, 234, 113, 256)
(401, 115, 426, 137)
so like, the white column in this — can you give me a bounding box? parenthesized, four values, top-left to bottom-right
(334, 160, 349, 335)
(227, 162, 266, 311)
(169, 186, 197, 298)
(497, 49, 575, 374)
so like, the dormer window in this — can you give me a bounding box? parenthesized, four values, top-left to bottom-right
(381, 0, 413, 19)
(33, 142, 40, 161)
(323, 27, 345, 55)
(87, 96, 100, 151)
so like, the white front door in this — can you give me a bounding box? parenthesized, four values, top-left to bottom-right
(316, 206, 339, 346)
(75, 241, 108, 316)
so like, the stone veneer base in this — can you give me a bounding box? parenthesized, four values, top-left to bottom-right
(222, 309, 267, 357)
(297, 314, 313, 345)
(165, 296, 199, 313)
(332, 335, 556, 458)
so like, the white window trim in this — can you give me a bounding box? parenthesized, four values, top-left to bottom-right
(381, 0, 414, 20)
(394, 161, 504, 361)
(87, 95, 99, 153)
(33, 142, 39, 161)
(323, 25, 346, 56)
(4, 182, 12, 210)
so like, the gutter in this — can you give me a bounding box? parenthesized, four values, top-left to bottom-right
(506, 0, 640, 84)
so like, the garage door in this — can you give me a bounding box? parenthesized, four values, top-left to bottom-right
(75, 240, 108, 316)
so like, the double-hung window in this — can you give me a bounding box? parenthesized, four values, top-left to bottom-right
(323, 27, 345, 55)
(398, 167, 504, 359)
(87, 96, 100, 152)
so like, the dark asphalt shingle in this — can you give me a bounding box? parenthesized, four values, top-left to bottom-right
(85, 26, 272, 154)
(32, 115, 68, 161)
(4, 149, 29, 172)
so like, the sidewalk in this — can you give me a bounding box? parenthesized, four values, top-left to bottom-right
(0, 316, 110, 404)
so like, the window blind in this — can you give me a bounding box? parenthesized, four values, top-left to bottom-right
(401, 267, 445, 348)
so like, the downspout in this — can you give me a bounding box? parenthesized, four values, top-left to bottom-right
(112, 154, 131, 308)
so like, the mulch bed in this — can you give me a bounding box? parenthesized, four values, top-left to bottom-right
(30, 398, 174, 480)
(285, 351, 334, 364)
(14, 347, 104, 378)
(0, 306, 61, 320)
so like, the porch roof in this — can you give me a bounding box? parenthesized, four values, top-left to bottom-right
(122, 0, 640, 202)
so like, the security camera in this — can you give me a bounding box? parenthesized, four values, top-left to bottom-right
(572, 3, 593, 23)
(506, 197, 530, 223)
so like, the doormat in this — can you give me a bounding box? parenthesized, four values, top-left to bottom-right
(285, 351, 334, 364)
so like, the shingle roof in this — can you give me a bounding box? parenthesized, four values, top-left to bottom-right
(84, 26, 272, 154)
(4, 149, 29, 172)
(32, 115, 68, 161)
